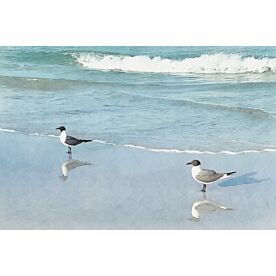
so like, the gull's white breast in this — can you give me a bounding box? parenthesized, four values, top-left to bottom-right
(60, 130, 67, 146)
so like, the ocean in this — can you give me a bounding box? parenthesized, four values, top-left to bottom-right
(1, 46, 276, 154)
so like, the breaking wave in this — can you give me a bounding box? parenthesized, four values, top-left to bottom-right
(72, 52, 276, 74)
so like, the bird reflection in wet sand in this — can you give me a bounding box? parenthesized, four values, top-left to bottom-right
(60, 156, 92, 181)
(191, 193, 233, 220)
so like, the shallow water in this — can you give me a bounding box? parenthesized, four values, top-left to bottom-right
(1, 46, 276, 153)
(0, 132, 274, 229)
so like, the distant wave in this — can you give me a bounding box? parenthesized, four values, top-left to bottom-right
(172, 99, 270, 119)
(0, 75, 92, 91)
(71, 52, 276, 74)
(0, 75, 136, 90)
(117, 92, 270, 119)
(1, 128, 276, 155)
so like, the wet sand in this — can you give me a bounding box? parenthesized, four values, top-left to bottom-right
(0, 131, 274, 229)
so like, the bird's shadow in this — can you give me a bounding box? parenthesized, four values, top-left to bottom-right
(218, 172, 269, 187)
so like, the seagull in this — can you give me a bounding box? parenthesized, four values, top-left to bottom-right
(186, 160, 236, 192)
(56, 126, 92, 154)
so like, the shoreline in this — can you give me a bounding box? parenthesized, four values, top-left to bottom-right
(1, 128, 276, 155)
(0, 131, 275, 229)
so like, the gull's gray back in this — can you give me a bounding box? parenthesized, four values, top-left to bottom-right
(195, 169, 224, 183)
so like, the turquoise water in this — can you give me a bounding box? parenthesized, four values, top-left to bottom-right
(1, 46, 276, 153)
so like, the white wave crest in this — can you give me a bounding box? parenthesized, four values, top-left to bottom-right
(72, 52, 276, 74)
(29, 133, 58, 138)
(93, 140, 276, 155)
(120, 145, 276, 155)
(0, 128, 19, 133)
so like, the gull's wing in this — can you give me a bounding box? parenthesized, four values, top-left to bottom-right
(65, 135, 82, 146)
(195, 169, 224, 183)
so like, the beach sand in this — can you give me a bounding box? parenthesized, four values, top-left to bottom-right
(0, 131, 275, 229)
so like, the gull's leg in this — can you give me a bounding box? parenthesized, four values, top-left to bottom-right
(67, 146, 72, 154)
(201, 184, 206, 193)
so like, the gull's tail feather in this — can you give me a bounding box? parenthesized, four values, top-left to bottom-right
(81, 139, 92, 143)
(226, 171, 236, 176)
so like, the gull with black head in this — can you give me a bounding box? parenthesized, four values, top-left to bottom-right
(56, 126, 92, 154)
(186, 160, 236, 192)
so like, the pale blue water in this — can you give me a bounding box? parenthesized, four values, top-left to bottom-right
(1, 46, 276, 153)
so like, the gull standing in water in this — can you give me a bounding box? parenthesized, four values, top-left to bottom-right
(186, 160, 236, 192)
(56, 126, 92, 154)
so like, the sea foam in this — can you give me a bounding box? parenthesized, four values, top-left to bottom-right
(72, 52, 276, 74)
(93, 140, 276, 155)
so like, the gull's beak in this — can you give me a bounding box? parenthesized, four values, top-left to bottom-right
(186, 161, 192, 165)
(56, 127, 60, 130)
